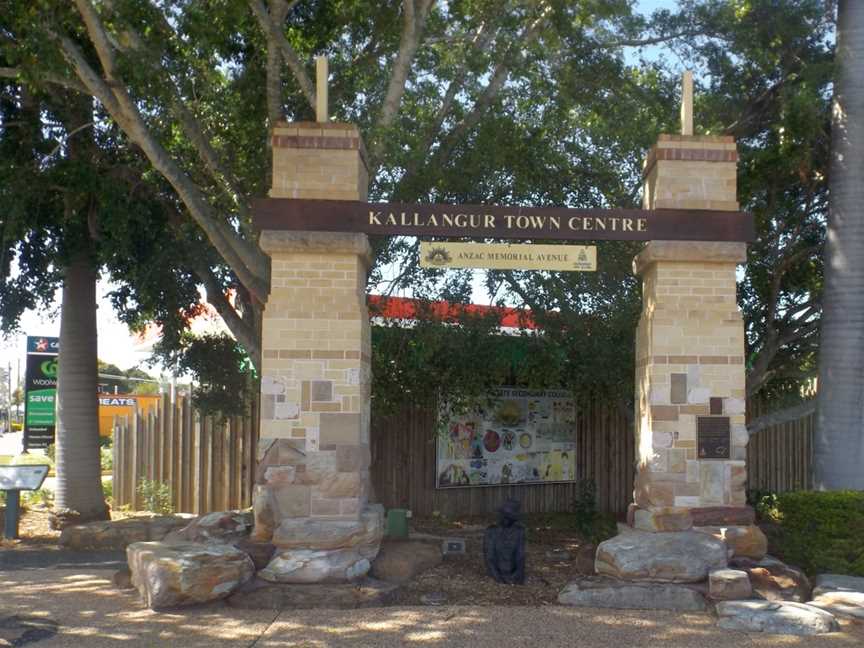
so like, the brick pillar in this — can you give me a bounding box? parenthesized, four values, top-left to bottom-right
(252, 122, 383, 583)
(631, 135, 754, 534)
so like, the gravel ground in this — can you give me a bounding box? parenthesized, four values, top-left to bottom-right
(1, 566, 863, 647)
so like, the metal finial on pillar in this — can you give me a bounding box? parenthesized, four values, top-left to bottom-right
(315, 55, 329, 123)
(681, 70, 694, 136)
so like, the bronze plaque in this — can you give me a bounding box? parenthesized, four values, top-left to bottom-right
(709, 397, 723, 415)
(697, 416, 731, 459)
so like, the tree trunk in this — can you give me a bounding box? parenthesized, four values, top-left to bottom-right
(51, 253, 109, 527)
(814, 0, 864, 490)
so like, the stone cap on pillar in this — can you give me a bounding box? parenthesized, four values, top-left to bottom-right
(642, 134, 739, 211)
(272, 121, 370, 172)
(270, 121, 369, 201)
(259, 230, 373, 268)
(633, 240, 747, 276)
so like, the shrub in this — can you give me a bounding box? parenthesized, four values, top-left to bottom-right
(773, 490, 864, 577)
(23, 489, 54, 508)
(11, 452, 53, 469)
(102, 480, 113, 505)
(100, 447, 113, 473)
(136, 479, 174, 515)
(747, 488, 780, 522)
(572, 479, 616, 545)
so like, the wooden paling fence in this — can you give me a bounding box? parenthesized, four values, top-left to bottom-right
(746, 398, 815, 493)
(370, 399, 634, 517)
(111, 392, 816, 518)
(112, 394, 257, 514)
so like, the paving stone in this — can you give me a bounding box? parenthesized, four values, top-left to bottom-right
(559, 578, 706, 611)
(225, 577, 398, 610)
(809, 574, 864, 620)
(716, 600, 839, 636)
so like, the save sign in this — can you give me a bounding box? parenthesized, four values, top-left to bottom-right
(24, 336, 59, 450)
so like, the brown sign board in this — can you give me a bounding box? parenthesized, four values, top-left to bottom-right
(697, 416, 731, 460)
(252, 199, 755, 243)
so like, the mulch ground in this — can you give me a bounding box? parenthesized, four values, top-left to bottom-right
(391, 515, 595, 606)
(2, 506, 595, 606)
(0, 506, 60, 550)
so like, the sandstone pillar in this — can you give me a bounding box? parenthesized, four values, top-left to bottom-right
(253, 122, 383, 583)
(632, 134, 753, 532)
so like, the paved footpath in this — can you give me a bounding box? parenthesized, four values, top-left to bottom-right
(1, 559, 863, 647)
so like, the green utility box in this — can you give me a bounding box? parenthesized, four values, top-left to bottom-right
(385, 508, 409, 538)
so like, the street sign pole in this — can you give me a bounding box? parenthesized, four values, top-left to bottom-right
(3, 489, 20, 539)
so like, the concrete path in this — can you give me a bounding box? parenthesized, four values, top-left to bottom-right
(1, 561, 863, 647)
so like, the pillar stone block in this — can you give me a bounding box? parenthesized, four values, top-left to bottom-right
(254, 122, 381, 583)
(634, 134, 750, 524)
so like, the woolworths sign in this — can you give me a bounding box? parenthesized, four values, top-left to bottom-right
(24, 336, 59, 450)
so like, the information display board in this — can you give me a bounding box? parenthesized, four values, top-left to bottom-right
(436, 388, 577, 488)
(0, 464, 50, 491)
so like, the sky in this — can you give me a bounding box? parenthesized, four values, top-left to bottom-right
(0, 0, 683, 388)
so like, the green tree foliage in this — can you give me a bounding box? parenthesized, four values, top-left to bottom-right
(0, 1, 836, 418)
(157, 332, 255, 417)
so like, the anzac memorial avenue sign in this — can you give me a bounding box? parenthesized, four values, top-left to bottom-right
(420, 242, 597, 272)
(253, 198, 755, 243)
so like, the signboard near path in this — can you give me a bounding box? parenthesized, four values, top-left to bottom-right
(0, 464, 50, 491)
(24, 336, 59, 450)
(420, 242, 597, 272)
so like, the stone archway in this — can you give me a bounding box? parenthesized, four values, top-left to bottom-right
(248, 113, 754, 582)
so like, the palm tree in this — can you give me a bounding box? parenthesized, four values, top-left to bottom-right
(814, 0, 864, 490)
(52, 251, 110, 527)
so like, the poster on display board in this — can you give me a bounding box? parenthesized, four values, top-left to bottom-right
(436, 387, 577, 488)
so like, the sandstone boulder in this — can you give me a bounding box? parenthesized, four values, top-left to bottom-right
(813, 573, 864, 597)
(559, 578, 706, 611)
(693, 524, 767, 560)
(127, 541, 255, 610)
(690, 506, 755, 527)
(59, 515, 193, 550)
(595, 531, 727, 583)
(709, 568, 752, 600)
(731, 555, 811, 602)
(272, 505, 382, 554)
(163, 510, 253, 545)
(259, 547, 371, 584)
(716, 601, 839, 636)
(234, 538, 276, 571)
(633, 507, 693, 533)
(369, 540, 442, 583)
(809, 574, 864, 620)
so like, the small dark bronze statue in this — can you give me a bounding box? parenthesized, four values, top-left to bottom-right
(483, 498, 526, 584)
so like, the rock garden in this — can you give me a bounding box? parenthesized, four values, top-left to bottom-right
(3, 493, 864, 640)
